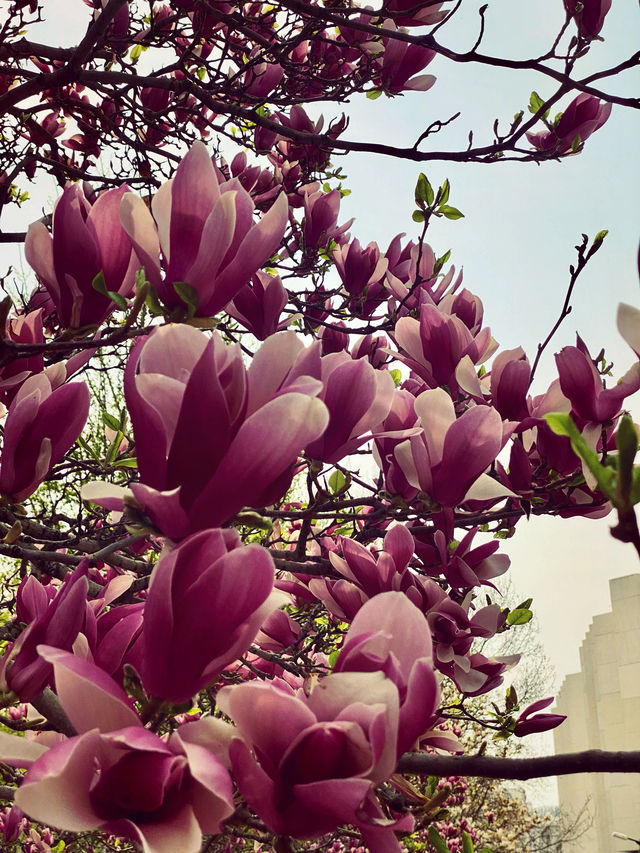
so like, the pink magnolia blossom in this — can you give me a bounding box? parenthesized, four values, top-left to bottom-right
(227, 270, 288, 339)
(394, 301, 497, 396)
(383, 0, 448, 26)
(141, 529, 278, 703)
(302, 188, 353, 252)
(333, 591, 449, 756)
(119, 140, 288, 317)
(1, 648, 234, 853)
(310, 524, 444, 621)
(513, 697, 566, 737)
(218, 672, 407, 849)
(0, 564, 89, 701)
(247, 333, 395, 464)
(25, 184, 138, 329)
(374, 24, 436, 95)
(556, 340, 640, 423)
(0, 309, 45, 404)
(85, 325, 328, 539)
(618, 302, 640, 358)
(303, 349, 396, 463)
(0, 372, 90, 502)
(564, 0, 611, 38)
(388, 388, 514, 507)
(527, 93, 612, 154)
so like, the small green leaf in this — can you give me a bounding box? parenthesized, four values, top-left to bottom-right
(439, 205, 464, 220)
(366, 89, 382, 100)
(428, 826, 451, 853)
(130, 43, 144, 62)
(328, 470, 347, 494)
(389, 368, 402, 387)
(103, 412, 122, 432)
(593, 229, 608, 246)
(113, 457, 138, 469)
(507, 608, 533, 625)
(91, 271, 107, 295)
(412, 209, 425, 223)
(436, 178, 450, 207)
(528, 91, 548, 117)
(462, 831, 475, 853)
(570, 133, 582, 152)
(173, 281, 200, 320)
(106, 290, 127, 309)
(415, 173, 434, 207)
(145, 284, 164, 317)
(328, 649, 340, 669)
(433, 249, 451, 275)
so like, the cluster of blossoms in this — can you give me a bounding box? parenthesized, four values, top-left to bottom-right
(0, 0, 631, 851)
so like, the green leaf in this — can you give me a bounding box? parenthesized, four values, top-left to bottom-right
(113, 457, 138, 469)
(130, 43, 144, 62)
(528, 90, 548, 117)
(145, 284, 165, 317)
(507, 608, 533, 625)
(328, 470, 347, 494)
(106, 290, 128, 309)
(91, 270, 127, 308)
(415, 173, 434, 207)
(412, 209, 425, 223)
(328, 649, 340, 669)
(439, 205, 464, 220)
(428, 826, 451, 853)
(366, 89, 382, 100)
(91, 271, 107, 295)
(436, 178, 450, 207)
(616, 415, 638, 503)
(570, 133, 582, 152)
(462, 831, 475, 853)
(389, 368, 402, 387)
(545, 412, 616, 499)
(433, 249, 451, 275)
(593, 229, 608, 246)
(103, 412, 122, 432)
(173, 281, 200, 320)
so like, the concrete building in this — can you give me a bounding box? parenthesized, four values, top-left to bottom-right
(554, 574, 640, 852)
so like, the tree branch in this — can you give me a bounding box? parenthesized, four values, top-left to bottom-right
(397, 749, 640, 779)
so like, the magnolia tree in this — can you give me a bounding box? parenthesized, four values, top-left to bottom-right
(0, 0, 638, 851)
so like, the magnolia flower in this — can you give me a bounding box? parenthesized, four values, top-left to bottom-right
(389, 388, 514, 507)
(527, 93, 612, 154)
(140, 528, 279, 703)
(0, 372, 89, 502)
(119, 140, 288, 317)
(564, 0, 611, 38)
(85, 325, 328, 539)
(218, 672, 407, 850)
(25, 184, 138, 329)
(0, 648, 234, 853)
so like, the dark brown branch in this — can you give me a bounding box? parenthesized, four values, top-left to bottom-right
(398, 749, 640, 779)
